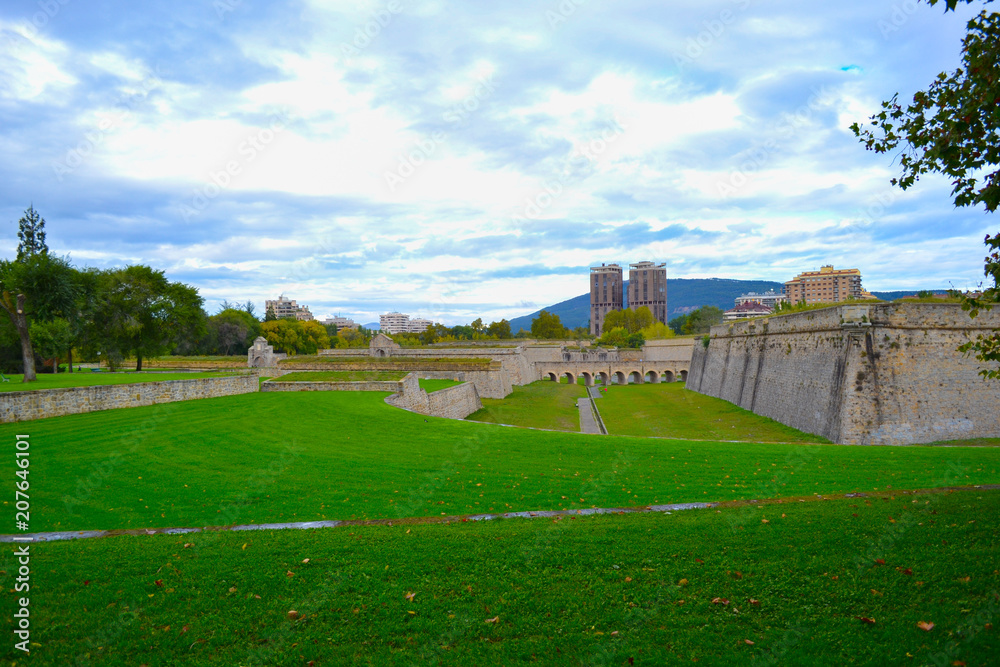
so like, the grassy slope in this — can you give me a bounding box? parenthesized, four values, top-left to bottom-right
(0, 372, 241, 393)
(467, 380, 586, 431)
(599, 382, 827, 443)
(277, 371, 406, 382)
(5, 490, 997, 666)
(5, 392, 1000, 533)
(418, 379, 464, 392)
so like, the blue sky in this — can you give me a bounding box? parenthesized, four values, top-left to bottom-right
(0, 0, 993, 324)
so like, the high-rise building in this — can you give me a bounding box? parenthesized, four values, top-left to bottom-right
(380, 312, 410, 334)
(407, 318, 433, 333)
(266, 295, 314, 321)
(590, 263, 623, 336)
(783, 265, 873, 304)
(628, 261, 667, 325)
(322, 316, 358, 330)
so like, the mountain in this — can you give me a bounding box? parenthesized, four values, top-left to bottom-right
(507, 279, 943, 332)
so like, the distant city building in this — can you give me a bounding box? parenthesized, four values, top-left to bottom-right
(735, 290, 788, 310)
(724, 301, 774, 321)
(266, 295, 314, 321)
(628, 261, 667, 326)
(322, 316, 358, 330)
(590, 263, 623, 337)
(407, 318, 433, 333)
(783, 265, 875, 305)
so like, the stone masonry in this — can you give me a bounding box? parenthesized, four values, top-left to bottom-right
(687, 303, 1000, 445)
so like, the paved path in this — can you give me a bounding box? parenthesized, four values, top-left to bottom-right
(577, 398, 602, 434)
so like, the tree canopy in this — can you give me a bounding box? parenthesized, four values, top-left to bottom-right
(16, 205, 48, 262)
(851, 0, 1000, 377)
(530, 310, 567, 339)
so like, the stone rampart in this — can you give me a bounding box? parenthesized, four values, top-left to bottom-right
(385, 373, 483, 419)
(261, 380, 403, 392)
(688, 303, 1000, 445)
(1, 374, 259, 423)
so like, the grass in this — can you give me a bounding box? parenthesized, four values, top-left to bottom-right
(5, 489, 998, 665)
(276, 371, 406, 382)
(467, 380, 586, 431)
(0, 371, 244, 393)
(5, 391, 1000, 534)
(598, 382, 828, 443)
(418, 379, 464, 392)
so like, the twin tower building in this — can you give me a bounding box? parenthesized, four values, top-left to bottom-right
(590, 261, 667, 337)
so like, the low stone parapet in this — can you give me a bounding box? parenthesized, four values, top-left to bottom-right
(261, 380, 403, 392)
(385, 373, 483, 419)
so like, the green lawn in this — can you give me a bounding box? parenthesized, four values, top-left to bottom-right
(467, 380, 586, 431)
(0, 371, 245, 393)
(276, 371, 406, 382)
(418, 379, 464, 392)
(6, 489, 997, 666)
(5, 391, 1000, 534)
(598, 382, 828, 443)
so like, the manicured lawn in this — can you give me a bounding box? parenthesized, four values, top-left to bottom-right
(0, 371, 244, 393)
(467, 380, 586, 431)
(418, 379, 464, 392)
(6, 489, 997, 665)
(598, 382, 828, 443)
(277, 371, 406, 382)
(4, 392, 1000, 533)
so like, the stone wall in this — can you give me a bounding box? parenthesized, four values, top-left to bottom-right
(1, 375, 259, 423)
(688, 303, 1000, 445)
(261, 380, 403, 392)
(385, 373, 483, 419)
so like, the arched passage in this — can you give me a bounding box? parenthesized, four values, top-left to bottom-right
(613, 371, 626, 385)
(561, 372, 576, 385)
(679, 369, 688, 382)
(598, 371, 610, 386)
(547, 372, 558, 382)
(644, 370, 660, 384)
(662, 370, 675, 383)
(628, 371, 642, 384)
(581, 372, 594, 387)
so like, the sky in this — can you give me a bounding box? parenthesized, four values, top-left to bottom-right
(0, 0, 994, 325)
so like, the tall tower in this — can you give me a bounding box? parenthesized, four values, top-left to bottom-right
(590, 263, 623, 336)
(628, 261, 667, 325)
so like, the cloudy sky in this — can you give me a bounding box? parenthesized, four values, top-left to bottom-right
(0, 0, 993, 325)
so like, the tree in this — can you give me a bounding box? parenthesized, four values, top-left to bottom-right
(851, 0, 1000, 376)
(487, 319, 512, 339)
(16, 205, 49, 262)
(264, 305, 277, 321)
(209, 308, 261, 355)
(0, 254, 78, 381)
(243, 300, 257, 318)
(530, 310, 566, 339)
(471, 318, 484, 333)
(91, 266, 204, 370)
(604, 306, 655, 334)
(676, 306, 723, 335)
(29, 317, 72, 372)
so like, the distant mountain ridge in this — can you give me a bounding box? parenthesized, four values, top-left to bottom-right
(506, 279, 942, 332)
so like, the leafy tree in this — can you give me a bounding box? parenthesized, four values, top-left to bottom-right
(851, 0, 1000, 376)
(530, 310, 566, 339)
(0, 254, 78, 381)
(91, 266, 204, 370)
(487, 319, 512, 339)
(243, 300, 257, 318)
(261, 318, 331, 354)
(598, 326, 628, 348)
(641, 321, 676, 340)
(676, 306, 723, 335)
(626, 331, 646, 349)
(209, 308, 261, 355)
(16, 205, 49, 262)
(471, 318, 484, 333)
(29, 317, 72, 372)
(264, 305, 277, 321)
(604, 306, 655, 334)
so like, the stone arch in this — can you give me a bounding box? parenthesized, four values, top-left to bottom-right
(644, 370, 660, 384)
(628, 370, 643, 384)
(375, 349, 387, 358)
(662, 370, 676, 383)
(598, 371, 610, 386)
(547, 372, 558, 382)
(679, 369, 688, 382)
(581, 371, 594, 387)
(561, 372, 576, 385)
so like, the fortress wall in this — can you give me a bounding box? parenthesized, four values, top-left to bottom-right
(1, 375, 258, 423)
(687, 303, 1000, 445)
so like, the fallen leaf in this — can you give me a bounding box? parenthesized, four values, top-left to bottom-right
(874, 559, 885, 566)
(871, 589, 882, 596)
(404, 592, 416, 602)
(288, 610, 300, 620)
(761, 519, 769, 524)
(917, 621, 934, 631)
(696, 558, 704, 564)
(711, 597, 730, 606)
(485, 616, 499, 623)
(242, 543, 247, 550)
(154, 580, 164, 587)
(678, 578, 689, 586)
(286, 571, 295, 578)
(781, 513, 786, 518)
(731, 571, 743, 580)
(625, 577, 632, 582)
(858, 616, 876, 624)
(180, 625, 190, 634)
(749, 599, 760, 606)
(302, 558, 310, 564)
(611, 631, 619, 637)
(183, 543, 193, 549)
(744, 639, 755, 645)
(83, 580, 90, 586)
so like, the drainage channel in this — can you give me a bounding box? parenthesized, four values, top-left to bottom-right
(4, 485, 997, 544)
